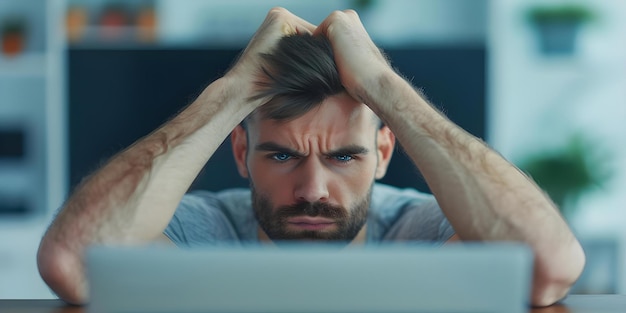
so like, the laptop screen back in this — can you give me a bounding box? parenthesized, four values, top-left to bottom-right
(87, 243, 532, 313)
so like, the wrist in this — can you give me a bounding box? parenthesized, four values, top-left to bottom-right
(358, 69, 438, 128)
(352, 69, 402, 113)
(189, 77, 256, 127)
(220, 71, 267, 110)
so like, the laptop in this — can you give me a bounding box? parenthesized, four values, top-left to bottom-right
(86, 243, 532, 313)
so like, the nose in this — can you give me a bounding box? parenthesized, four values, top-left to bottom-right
(293, 157, 330, 203)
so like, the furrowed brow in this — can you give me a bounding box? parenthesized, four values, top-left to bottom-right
(255, 142, 305, 157)
(326, 145, 369, 156)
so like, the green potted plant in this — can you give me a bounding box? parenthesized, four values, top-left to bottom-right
(1, 17, 27, 56)
(520, 134, 611, 219)
(526, 4, 594, 55)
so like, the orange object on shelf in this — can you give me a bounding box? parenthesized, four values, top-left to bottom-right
(1, 18, 27, 57)
(136, 5, 157, 42)
(2, 33, 24, 56)
(66, 5, 88, 42)
(99, 4, 128, 40)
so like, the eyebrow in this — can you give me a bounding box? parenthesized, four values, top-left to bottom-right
(255, 142, 305, 158)
(255, 142, 369, 157)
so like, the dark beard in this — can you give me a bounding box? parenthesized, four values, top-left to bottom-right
(251, 184, 370, 243)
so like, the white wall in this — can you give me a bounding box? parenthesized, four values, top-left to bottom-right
(488, 0, 626, 292)
(0, 218, 55, 298)
(0, 0, 65, 300)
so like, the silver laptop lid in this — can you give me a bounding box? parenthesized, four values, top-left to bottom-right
(87, 243, 532, 313)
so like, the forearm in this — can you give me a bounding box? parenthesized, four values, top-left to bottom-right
(361, 71, 584, 305)
(53, 80, 246, 239)
(38, 77, 254, 303)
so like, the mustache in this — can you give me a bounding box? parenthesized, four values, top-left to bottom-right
(275, 201, 348, 219)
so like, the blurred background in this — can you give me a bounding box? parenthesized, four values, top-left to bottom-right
(0, 0, 623, 299)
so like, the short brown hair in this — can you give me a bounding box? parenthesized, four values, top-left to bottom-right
(248, 34, 344, 123)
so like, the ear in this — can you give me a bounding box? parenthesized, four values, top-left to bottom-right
(231, 125, 249, 178)
(375, 126, 395, 179)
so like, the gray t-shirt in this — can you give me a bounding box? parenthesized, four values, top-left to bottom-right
(164, 183, 455, 246)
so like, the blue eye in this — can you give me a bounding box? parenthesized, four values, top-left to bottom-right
(333, 155, 354, 163)
(271, 153, 292, 162)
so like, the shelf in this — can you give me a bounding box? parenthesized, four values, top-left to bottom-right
(0, 53, 46, 78)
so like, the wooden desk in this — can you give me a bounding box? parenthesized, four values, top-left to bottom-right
(1, 295, 624, 313)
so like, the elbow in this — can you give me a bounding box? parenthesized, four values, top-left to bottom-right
(37, 236, 89, 305)
(530, 239, 586, 307)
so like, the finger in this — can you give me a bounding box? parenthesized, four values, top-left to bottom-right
(314, 9, 365, 37)
(312, 11, 334, 38)
(314, 10, 348, 38)
(264, 7, 316, 36)
(293, 22, 316, 35)
(286, 12, 317, 34)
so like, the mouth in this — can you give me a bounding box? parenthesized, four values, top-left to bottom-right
(287, 217, 337, 231)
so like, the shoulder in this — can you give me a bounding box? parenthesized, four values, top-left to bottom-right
(178, 188, 253, 228)
(369, 183, 436, 220)
(183, 188, 251, 207)
(368, 183, 454, 243)
(371, 183, 434, 204)
(164, 188, 256, 246)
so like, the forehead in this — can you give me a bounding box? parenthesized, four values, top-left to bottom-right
(248, 94, 379, 142)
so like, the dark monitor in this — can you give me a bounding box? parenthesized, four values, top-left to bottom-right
(68, 47, 485, 193)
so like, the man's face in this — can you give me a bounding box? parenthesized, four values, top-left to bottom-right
(232, 93, 394, 243)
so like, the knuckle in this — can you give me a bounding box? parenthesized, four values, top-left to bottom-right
(268, 7, 288, 17)
(344, 9, 361, 22)
(328, 10, 359, 23)
(343, 9, 358, 17)
(328, 10, 345, 20)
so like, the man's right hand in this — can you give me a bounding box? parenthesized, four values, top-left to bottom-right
(225, 7, 316, 108)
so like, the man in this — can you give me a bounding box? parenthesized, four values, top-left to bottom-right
(37, 8, 584, 307)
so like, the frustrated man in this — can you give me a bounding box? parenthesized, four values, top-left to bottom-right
(37, 8, 585, 307)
